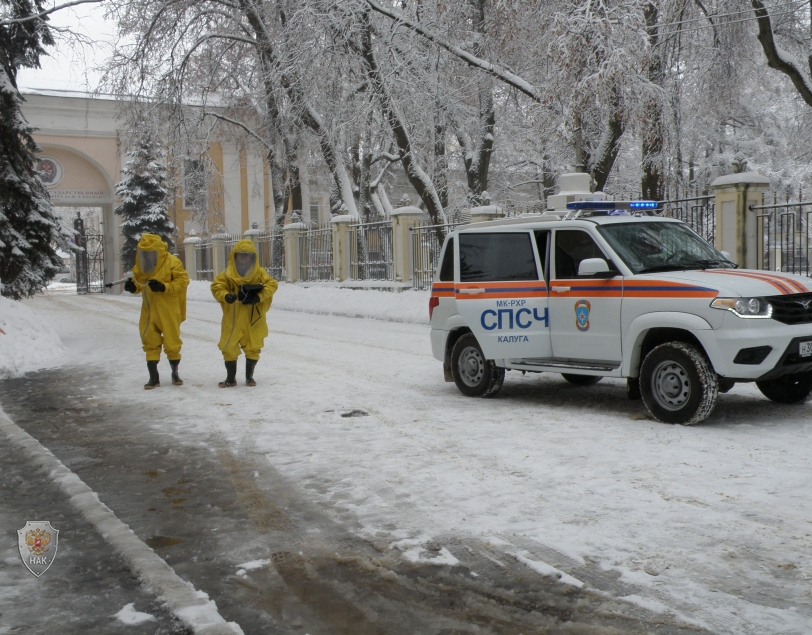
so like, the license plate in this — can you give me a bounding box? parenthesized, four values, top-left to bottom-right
(800, 341, 812, 357)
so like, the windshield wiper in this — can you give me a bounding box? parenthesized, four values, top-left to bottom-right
(684, 258, 738, 269)
(637, 259, 737, 274)
(637, 264, 692, 273)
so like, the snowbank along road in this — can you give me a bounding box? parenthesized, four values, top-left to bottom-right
(1, 291, 811, 634)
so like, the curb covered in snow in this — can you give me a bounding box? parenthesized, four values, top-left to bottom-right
(0, 406, 243, 635)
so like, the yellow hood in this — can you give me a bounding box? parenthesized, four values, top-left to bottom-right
(225, 239, 261, 285)
(132, 234, 171, 281)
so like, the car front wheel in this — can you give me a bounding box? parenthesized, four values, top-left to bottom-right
(640, 342, 718, 425)
(450, 333, 505, 397)
(756, 371, 812, 404)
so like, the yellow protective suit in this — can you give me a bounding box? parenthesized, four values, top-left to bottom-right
(131, 234, 189, 361)
(210, 240, 278, 361)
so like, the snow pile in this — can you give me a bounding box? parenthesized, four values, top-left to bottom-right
(186, 281, 430, 325)
(113, 603, 156, 626)
(0, 296, 64, 379)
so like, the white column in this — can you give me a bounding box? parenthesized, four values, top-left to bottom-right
(390, 206, 424, 283)
(283, 222, 307, 283)
(711, 171, 770, 269)
(183, 236, 202, 281)
(221, 143, 242, 235)
(330, 215, 354, 281)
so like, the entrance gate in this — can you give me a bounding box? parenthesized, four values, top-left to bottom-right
(73, 214, 105, 294)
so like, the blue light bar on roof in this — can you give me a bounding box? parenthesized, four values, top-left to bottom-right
(629, 201, 658, 209)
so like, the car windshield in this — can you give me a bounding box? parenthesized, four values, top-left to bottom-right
(598, 221, 735, 274)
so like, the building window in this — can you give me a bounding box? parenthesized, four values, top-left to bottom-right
(183, 159, 207, 210)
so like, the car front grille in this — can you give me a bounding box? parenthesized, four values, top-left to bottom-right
(769, 293, 812, 325)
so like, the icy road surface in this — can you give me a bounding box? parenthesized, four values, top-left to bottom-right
(2, 291, 811, 634)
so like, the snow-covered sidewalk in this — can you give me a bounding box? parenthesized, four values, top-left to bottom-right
(9, 291, 812, 634)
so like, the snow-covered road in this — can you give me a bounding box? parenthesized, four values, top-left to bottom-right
(6, 291, 812, 633)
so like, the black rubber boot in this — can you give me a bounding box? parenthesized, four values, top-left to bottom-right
(219, 361, 237, 388)
(144, 361, 160, 390)
(169, 359, 183, 386)
(245, 358, 258, 387)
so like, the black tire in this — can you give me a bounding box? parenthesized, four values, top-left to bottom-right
(450, 333, 505, 397)
(640, 342, 718, 425)
(756, 372, 812, 404)
(561, 373, 602, 386)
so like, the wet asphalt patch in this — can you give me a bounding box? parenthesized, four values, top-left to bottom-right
(0, 365, 708, 634)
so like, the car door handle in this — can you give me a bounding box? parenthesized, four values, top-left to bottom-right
(551, 286, 570, 293)
(457, 288, 485, 294)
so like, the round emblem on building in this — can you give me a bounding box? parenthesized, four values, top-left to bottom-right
(36, 155, 63, 187)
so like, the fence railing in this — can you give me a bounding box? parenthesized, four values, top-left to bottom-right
(411, 222, 460, 290)
(299, 223, 334, 282)
(656, 195, 715, 244)
(751, 201, 812, 276)
(350, 220, 394, 281)
(194, 241, 214, 281)
(256, 229, 285, 280)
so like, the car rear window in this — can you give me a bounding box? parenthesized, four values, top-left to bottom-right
(459, 233, 538, 282)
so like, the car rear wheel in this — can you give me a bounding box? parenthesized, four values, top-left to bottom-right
(756, 372, 812, 404)
(561, 373, 601, 386)
(450, 333, 504, 397)
(640, 342, 718, 425)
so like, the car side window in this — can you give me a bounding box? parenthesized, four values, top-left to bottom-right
(439, 237, 455, 281)
(533, 230, 549, 281)
(459, 232, 538, 282)
(554, 230, 609, 279)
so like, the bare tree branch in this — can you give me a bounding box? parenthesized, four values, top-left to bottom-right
(0, 0, 104, 26)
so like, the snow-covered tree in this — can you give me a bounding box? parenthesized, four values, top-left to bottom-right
(0, 0, 71, 300)
(115, 129, 174, 270)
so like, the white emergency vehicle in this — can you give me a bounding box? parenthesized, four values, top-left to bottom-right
(429, 201, 812, 424)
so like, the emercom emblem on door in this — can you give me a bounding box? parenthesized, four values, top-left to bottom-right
(575, 299, 591, 331)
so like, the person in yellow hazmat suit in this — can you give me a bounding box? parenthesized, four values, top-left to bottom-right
(123, 234, 189, 389)
(210, 239, 278, 387)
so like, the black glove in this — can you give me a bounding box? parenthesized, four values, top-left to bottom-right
(147, 279, 166, 292)
(239, 284, 263, 304)
(124, 279, 137, 294)
(224, 293, 237, 304)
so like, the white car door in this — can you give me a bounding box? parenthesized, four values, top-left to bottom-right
(454, 230, 551, 360)
(548, 228, 623, 365)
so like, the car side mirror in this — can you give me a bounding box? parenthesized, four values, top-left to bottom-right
(720, 250, 733, 262)
(578, 257, 616, 278)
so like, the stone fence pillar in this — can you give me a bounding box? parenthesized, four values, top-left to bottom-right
(211, 234, 230, 275)
(469, 205, 502, 224)
(330, 215, 355, 282)
(183, 236, 202, 281)
(243, 228, 262, 248)
(390, 206, 424, 283)
(283, 222, 307, 283)
(711, 171, 770, 269)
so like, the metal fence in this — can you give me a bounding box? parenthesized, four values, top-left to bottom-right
(411, 222, 460, 290)
(256, 229, 285, 280)
(656, 195, 715, 244)
(350, 220, 394, 281)
(195, 241, 214, 281)
(299, 223, 334, 281)
(751, 200, 812, 275)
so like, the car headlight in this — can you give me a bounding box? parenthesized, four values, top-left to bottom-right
(710, 297, 772, 318)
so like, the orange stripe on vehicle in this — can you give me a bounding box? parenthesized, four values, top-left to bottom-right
(702, 270, 795, 295)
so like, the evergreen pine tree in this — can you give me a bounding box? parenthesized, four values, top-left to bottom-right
(0, 0, 67, 300)
(115, 130, 174, 270)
